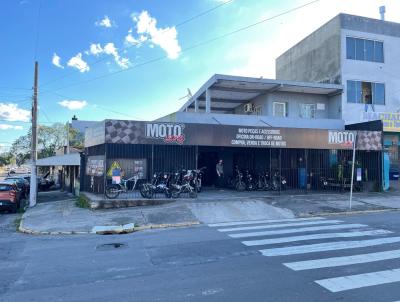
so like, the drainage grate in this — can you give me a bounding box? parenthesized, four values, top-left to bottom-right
(96, 243, 127, 251)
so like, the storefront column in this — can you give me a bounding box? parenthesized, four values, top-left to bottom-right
(195, 145, 199, 169)
(205, 89, 211, 113)
(151, 144, 154, 178)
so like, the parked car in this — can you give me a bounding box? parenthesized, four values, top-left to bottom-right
(0, 181, 22, 213)
(38, 172, 55, 191)
(4, 176, 29, 198)
(20, 172, 55, 192)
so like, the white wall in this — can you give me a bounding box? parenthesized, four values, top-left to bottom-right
(233, 91, 332, 119)
(341, 28, 400, 124)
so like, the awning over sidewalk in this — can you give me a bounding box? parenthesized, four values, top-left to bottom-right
(36, 153, 81, 166)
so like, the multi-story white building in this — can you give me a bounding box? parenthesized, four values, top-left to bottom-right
(276, 13, 400, 170)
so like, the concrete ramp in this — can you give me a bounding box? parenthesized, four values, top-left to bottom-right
(187, 200, 294, 224)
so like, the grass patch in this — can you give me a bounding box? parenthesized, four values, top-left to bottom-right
(75, 195, 90, 209)
(14, 216, 22, 230)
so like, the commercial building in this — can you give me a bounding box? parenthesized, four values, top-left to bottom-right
(276, 13, 400, 176)
(83, 75, 383, 195)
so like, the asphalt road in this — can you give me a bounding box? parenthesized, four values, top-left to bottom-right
(1, 211, 400, 301)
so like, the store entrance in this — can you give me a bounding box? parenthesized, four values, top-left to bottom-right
(198, 151, 219, 186)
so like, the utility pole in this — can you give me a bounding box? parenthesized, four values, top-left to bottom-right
(29, 61, 38, 207)
(349, 132, 357, 211)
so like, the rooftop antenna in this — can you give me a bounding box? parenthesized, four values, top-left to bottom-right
(379, 5, 386, 21)
(178, 88, 193, 101)
(178, 88, 193, 112)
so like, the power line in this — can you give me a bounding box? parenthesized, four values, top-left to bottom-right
(40, 0, 235, 87)
(46, 0, 322, 93)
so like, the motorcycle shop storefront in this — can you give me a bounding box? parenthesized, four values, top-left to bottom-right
(83, 120, 383, 195)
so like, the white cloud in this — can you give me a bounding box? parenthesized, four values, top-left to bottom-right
(89, 43, 103, 56)
(95, 15, 113, 28)
(67, 53, 90, 73)
(134, 11, 181, 59)
(58, 100, 88, 110)
(52, 53, 64, 69)
(0, 124, 23, 130)
(0, 103, 30, 122)
(104, 43, 130, 68)
(87, 42, 130, 69)
(125, 33, 140, 46)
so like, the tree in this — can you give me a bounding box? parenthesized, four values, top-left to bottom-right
(10, 122, 81, 164)
(0, 152, 13, 167)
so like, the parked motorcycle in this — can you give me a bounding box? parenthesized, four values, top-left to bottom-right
(139, 172, 172, 199)
(271, 170, 287, 191)
(170, 170, 197, 198)
(192, 167, 206, 192)
(244, 169, 255, 191)
(233, 166, 246, 191)
(256, 171, 272, 191)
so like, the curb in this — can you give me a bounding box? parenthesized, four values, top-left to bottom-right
(18, 219, 200, 236)
(296, 208, 400, 218)
(135, 221, 200, 231)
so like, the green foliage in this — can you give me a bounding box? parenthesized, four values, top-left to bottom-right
(75, 195, 90, 209)
(8, 122, 83, 164)
(0, 152, 13, 166)
(14, 216, 22, 230)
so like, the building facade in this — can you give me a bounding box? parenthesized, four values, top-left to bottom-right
(276, 13, 400, 176)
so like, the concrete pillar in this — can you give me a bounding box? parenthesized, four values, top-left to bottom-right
(194, 98, 198, 112)
(205, 89, 211, 113)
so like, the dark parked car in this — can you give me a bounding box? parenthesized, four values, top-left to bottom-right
(4, 176, 29, 198)
(19, 172, 55, 192)
(0, 181, 22, 213)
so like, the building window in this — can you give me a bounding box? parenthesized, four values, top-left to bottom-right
(347, 80, 385, 105)
(300, 104, 316, 119)
(254, 105, 262, 116)
(273, 102, 286, 117)
(346, 37, 384, 63)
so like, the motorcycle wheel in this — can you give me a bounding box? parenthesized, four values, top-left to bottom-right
(189, 190, 197, 198)
(164, 190, 172, 198)
(105, 185, 120, 199)
(171, 189, 180, 198)
(236, 182, 245, 191)
(139, 184, 152, 199)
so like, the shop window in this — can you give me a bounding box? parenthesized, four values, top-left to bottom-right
(273, 102, 287, 117)
(346, 37, 384, 63)
(300, 104, 316, 119)
(347, 80, 385, 105)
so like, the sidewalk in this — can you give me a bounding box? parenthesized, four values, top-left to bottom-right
(262, 192, 400, 217)
(18, 191, 400, 235)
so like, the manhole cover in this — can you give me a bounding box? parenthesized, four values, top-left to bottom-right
(96, 243, 127, 251)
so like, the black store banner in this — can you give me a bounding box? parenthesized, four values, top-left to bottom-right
(86, 120, 382, 151)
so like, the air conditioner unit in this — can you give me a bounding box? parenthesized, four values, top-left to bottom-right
(244, 103, 254, 113)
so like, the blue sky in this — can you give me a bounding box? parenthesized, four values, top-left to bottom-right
(1, 0, 400, 151)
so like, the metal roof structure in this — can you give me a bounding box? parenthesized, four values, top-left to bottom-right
(36, 153, 81, 167)
(179, 74, 343, 113)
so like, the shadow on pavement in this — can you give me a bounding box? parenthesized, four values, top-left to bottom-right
(37, 191, 74, 203)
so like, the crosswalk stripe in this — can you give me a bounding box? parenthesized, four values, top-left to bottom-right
(260, 236, 400, 257)
(315, 268, 400, 292)
(242, 229, 393, 246)
(229, 223, 367, 238)
(218, 220, 342, 232)
(284, 248, 400, 271)
(208, 217, 325, 228)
